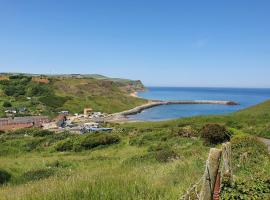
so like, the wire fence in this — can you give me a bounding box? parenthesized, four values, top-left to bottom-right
(180, 142, 232, 200)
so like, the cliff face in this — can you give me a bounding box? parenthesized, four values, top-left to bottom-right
(115, 80, 145, 93)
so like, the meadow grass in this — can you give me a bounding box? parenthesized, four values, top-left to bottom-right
(0, 127, 208, 200)
(1, 100, 270, 199)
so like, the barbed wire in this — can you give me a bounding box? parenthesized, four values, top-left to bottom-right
(179, 143, 232, 200)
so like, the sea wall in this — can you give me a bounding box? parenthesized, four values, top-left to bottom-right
(115, 100, 238, 117)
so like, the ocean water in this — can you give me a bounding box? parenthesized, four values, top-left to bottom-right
(128, 87, 270, 121)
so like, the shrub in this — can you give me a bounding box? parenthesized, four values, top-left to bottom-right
(51, 131, 72, 141)
(0, 169, 11, 185)
(2, 101, 12, 108)
(172, 126, 197, 137)
(155, 148, 178, 162)
(32, 130, 53, 137)
(24, 138, 45, 151)
(200, 124, 231, 145)
(22, 168, 55, 182)
(149, 144, 179, 162)
(54, 139, 74, 152)
(79, 134, 120, 150)
(39, 95, 70, 108)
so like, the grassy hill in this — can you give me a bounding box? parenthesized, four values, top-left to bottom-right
(0, 99, 269, 199)
(0, 74, 147, 117)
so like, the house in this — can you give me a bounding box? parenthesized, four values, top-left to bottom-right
(84, 108, 93, 118)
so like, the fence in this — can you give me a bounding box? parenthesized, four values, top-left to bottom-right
(180, 142, 232, 200)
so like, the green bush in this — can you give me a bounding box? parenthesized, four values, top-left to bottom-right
(54, 138, 74, 152)
(155, 148, 178, 162)
(2, 101, 12, 108)
(79, 134, 120, 150)
(24, 138, 45, 151)
(51, 131, 73, 141)
(0, 169, 11, 185)
(39, 95, 70, 108)
(31, 130, 53, 137)
(172, 126, 198, 137)
(200, 124, 231, 145)
(26, 83, 50, 96)
(148, 144, 179, 162)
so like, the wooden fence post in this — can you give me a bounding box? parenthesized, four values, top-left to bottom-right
(222, 142, 233, 182)
(200, 148, 222, 200)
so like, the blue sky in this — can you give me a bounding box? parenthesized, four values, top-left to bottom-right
(0, 0, 270, 87)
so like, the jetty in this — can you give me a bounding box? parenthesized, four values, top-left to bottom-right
(109, 100, 238, 120)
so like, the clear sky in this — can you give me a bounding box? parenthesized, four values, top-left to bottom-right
(0, 0, 270, 87)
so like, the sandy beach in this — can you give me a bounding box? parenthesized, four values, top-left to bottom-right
(130, 91, 138, 97)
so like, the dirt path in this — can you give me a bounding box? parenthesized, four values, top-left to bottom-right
(257, 137, 270, 153)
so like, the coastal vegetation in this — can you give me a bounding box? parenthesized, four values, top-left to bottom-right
(0, 74, 146, 117)
(0, 99, 269, 199)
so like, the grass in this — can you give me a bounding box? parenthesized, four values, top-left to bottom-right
(0, 129, 208, 200)
(220, 134, 270, 199)
(0, 86, 270, 199)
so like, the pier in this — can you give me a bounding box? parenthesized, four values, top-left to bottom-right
(111, 100, 238, 118)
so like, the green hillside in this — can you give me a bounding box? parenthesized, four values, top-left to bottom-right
(0, 99, 269, 199)
(0, 74, 147, 117)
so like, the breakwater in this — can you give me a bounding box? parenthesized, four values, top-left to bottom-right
(113, 100, 238, 117)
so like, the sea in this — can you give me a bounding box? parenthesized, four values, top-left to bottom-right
(128, 87, 270, 121)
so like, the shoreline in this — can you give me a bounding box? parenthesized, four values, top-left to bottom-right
(130, 91, 138, 97)
(106, 99, 238, 122)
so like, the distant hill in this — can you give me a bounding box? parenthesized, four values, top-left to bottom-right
(0, 74, 147, 117)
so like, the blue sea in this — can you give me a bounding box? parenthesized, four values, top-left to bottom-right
(128, 87, 270, 121)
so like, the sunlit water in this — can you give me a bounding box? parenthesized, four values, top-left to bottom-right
(128, 87, 270, 121)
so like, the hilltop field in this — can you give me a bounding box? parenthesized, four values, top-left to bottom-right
(0, 74, 147, 117)
(0, 98, 269, 199)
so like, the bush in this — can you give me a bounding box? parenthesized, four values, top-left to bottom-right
(31, 130, 53, 137)
(0, 169, 11, 185)
(24, 138, 45, 151)
(54, 139, 74, 152)
(22, 168, 55, 182)
(79, 134, 120, 150)
(200, 124, 231, 145)
(39, 95, 70, 108)
(155, 148, 178, 162)
(149, 144, 179, 162)
(2, 101, 12, 108)
(172, 126, 197, 137)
